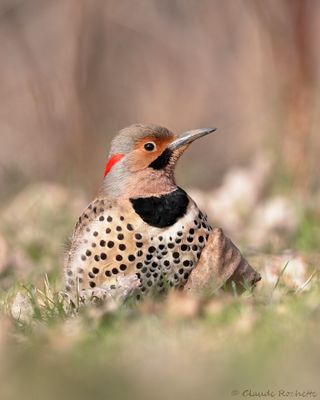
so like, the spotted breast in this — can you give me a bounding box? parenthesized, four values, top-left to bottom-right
(65, 188, 212, 300)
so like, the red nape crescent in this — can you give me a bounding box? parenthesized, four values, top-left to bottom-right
(103, 153, 124, 177)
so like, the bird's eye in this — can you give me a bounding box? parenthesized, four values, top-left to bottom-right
(144, 142, 156, 152)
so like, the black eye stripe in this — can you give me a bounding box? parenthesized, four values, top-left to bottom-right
(144, 142, 156, 151)
(148, 148, 172, 170)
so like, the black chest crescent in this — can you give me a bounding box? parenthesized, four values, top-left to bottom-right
(130, 187, 189, 228)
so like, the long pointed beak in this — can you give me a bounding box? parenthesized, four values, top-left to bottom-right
(168, 128, 217, 151)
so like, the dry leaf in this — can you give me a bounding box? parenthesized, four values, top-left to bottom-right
(184, 228, 261, 295)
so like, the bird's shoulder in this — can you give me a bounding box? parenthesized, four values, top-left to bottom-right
(72, 197, 118, 238)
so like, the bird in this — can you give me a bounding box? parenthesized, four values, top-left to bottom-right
(64, 123, 217, 303)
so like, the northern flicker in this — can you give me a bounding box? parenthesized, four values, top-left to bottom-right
(65, 124, 259, 303)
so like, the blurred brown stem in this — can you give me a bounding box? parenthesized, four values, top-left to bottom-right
(254, 0, 315, 193)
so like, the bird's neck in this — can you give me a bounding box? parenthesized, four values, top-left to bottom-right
(100, 167, 178, 199)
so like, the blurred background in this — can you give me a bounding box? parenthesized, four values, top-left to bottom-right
(1, 0, 320, 260)
(1, 0, 320, 196)
(0, 2, 320, 400)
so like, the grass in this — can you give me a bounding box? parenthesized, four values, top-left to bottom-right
(0, 262, 319, 400)
(295, 210, 320, 252)
(0, 183, 319, 400)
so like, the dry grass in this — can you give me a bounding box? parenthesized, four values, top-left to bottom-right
(0, 180, 319, 400)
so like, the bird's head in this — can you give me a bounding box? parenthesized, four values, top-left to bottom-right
(101, 124, 216, 198)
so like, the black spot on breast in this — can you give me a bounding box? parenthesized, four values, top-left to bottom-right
(130, 188, 189, 228)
